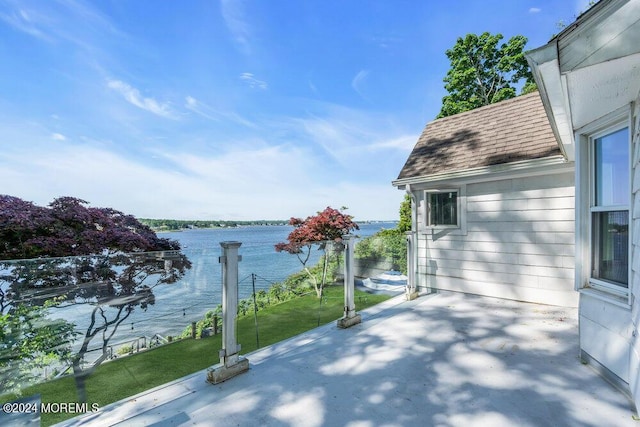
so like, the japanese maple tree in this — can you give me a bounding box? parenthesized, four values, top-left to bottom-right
(275, 207, 358, 298)
(0, 195, 191, 401)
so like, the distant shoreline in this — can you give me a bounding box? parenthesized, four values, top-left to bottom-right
(138, 219, 288, 233)
(153, 224, 285, 233)
(141, 218, 398, 233)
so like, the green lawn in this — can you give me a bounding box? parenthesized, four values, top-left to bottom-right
(3, 286, 391, 426)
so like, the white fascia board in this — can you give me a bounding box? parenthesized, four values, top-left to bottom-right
(526, 43, 576, 161)
(391, 156, 572, 189)
(558, 0, 636, 72)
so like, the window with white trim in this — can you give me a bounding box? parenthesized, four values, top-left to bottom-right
(425, 190, 459, 228)
(590, 125, 630, 292)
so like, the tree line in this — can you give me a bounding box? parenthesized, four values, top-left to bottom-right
(138, 218, 287, 231)
(138, 218, 288, 231)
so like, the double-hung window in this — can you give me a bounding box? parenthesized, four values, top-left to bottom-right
(426, 190, 459, 227)
(590, 125, 630, 293)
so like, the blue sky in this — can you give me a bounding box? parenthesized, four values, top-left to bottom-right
(0, 0, 587, 221)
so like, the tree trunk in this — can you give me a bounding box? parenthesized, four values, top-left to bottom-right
(303, 266, 321, 298)
(320, 251, 330, 297)
(72, 360, 88, 403)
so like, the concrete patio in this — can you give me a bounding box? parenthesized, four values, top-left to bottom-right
(63, 291, 637, 427)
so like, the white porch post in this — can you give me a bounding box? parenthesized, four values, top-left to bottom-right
(337, 235, 361, 328)
(207, 241, 249, 384)
(406, 231, 419, 300)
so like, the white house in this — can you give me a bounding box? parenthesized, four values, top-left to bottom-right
(526, 0, 640, 407)
(394, 0, 640, 407)
(394, 0, 640, 411)
(393, 92, 577, 307)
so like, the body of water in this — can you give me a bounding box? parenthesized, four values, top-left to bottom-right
(51, 222, 397, 354)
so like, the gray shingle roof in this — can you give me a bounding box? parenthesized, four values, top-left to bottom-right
(396, 92, 562, 180)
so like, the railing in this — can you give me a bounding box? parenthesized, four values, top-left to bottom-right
(0, 232, 405, 426)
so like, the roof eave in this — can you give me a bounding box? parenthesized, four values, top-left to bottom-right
(392, 155, 571, 189)
(526, 43, 575, 161)
(525, 0, 640, 144)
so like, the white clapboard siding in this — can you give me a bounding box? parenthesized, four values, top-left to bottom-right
(633, 100, 640, 319)
(415, 171, 576, 306)
(595, 96, 640, 386)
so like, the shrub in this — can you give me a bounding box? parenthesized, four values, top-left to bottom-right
(180, 307, 222, 339)
(355, 228, 407, 274)
(116, 345, 133, 356)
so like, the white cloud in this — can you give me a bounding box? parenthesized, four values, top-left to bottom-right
(0, 94, 412, 221)
(529, 7, 541, 14)
(371, 35, 402, 49)
(351, 69, 370, 99)
(269, 107, 414, 193)
(0, 0, 124, 50)
(303, 181, 405, 221)
(0, 7, 52, 41)
(185, 96, 198, 108)
(0, 136, 403, 221)
(308, 81, 318, 94)
(281, 105, 413, 164)
(369, 135, 417, 151)
(220, 0, 251, 54)
(185, 96, 217, 121)
(184, 96, 255, 127)
(107, 79, 177, 119)
(239, 73, 268, 90)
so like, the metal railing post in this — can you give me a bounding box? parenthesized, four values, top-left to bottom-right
(406, 231, 419, 300)
(207, 241, 249, 384)
(337, 235, 361, 328)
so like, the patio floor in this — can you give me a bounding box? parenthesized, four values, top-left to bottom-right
(63, 290, 638, 427)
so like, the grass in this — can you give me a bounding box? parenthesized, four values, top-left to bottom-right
(3, 286, 391, 426)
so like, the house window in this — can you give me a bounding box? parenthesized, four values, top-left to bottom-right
(426, 190, 458, 227)
(590, 126, 629, 290)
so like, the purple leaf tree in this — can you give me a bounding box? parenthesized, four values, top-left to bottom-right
(0, 195, 191, 402)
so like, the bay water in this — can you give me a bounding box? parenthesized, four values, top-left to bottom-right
(53, 222, 396, 353)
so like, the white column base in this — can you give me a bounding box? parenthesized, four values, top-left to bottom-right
(406, 289, 419, 301)
(206, 357, 249, 384)
(337, 313, 361, 329)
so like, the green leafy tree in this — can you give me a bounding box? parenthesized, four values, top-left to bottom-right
(355, 195, 412, 275)
(438, 32, 535, 118)
(397, 194, 412, 233)
(0, 298, 76, 396)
